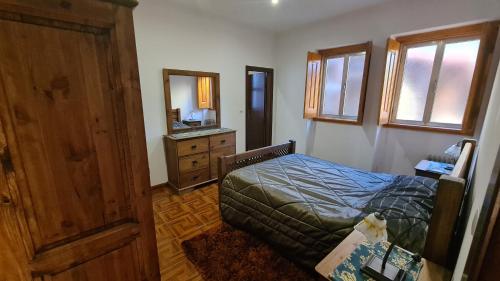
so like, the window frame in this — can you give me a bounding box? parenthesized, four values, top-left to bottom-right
(380, 22, 499, 135)
(304, 42, 372, 125)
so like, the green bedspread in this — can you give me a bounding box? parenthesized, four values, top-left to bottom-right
(220, 154, 437, 269)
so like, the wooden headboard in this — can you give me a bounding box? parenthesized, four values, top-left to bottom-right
(218, 140, 296, 187)
(168, 108, 181, 122)
(424, 139, 476, 267)
(218, 139, 476, 268)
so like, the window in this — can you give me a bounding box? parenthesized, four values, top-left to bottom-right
(379, 22, 498, 134)
(303, 42, 372, 124)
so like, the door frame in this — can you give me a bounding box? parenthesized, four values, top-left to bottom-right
(245, 65, 274, 151)
(463, 146, 500, 280)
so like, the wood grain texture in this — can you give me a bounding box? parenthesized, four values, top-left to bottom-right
(177, 138, 209, 157)
(0, 16, 128, 248)
(31, 223, 140, 275)
(218, 140, 296, 187)
(165, 131, 235, 193)
(245, 65, 274, 150)
(112, 5, 160, 279)
(163, 69, 221, 135)
(383, 22, 499, 135)
(463, 143, 500, 281)
(303, 52, 322, 119)
(378, 38, 400, 125)
(0, 0, 160, 279)
(0, 119, 30, 281)
(180, 169, 210, 188)
(197, 77, 213, 109)
(210, 146, 235, 179)
(209, 132, 236, 150)
(48, 242, 141, 281)
(424, 140, 475, 267)
(179, 153, 210, 173)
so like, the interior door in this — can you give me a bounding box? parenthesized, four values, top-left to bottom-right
(0, 3, 159, 280)
(246, 66, 273, 151)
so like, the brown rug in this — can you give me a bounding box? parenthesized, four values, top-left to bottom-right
(181, 224, 322, 281)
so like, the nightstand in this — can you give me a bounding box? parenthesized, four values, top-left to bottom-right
(315, 230, 451, 281)
(414, 160, 454, 180)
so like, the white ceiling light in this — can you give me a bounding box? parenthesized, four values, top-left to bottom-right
(271, 0, 279, 5)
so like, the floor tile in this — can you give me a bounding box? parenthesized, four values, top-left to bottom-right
(154, 183, 220, 280)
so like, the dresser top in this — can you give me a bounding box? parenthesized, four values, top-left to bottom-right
(165, 128, 235, 140)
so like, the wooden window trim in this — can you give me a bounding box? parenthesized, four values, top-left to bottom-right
(304, 41, 372, 125)
(379, 22, 499, 135)
(318, 42, 372, 57)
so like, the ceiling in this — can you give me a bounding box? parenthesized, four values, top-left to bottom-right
(165, 0, 393, 32)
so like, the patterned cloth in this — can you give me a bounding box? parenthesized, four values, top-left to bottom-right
(331, 241, 423, 281)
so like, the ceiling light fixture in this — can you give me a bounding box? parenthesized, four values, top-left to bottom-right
(271, 0, 279, 5)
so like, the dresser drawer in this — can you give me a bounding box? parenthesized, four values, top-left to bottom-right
(210, 133, 236, 150)
(210, 145, 236, 179)
(177, 137, 209, 157)
(179, 153, 209, 173)
(180, 168, 210, 188)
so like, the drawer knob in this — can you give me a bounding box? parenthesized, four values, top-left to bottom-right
(220, 140, 226, 144)
(192, 175, 199, 180)
(191, 145, 197, 149)
(192, 160, 198, 166)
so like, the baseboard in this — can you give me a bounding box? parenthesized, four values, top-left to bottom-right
(151, 182, 168, 190)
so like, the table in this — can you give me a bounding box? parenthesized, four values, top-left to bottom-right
(315, 230, 451, 281)
(415, 160, 454, 180)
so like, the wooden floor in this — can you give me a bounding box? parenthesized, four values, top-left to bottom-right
(152, 183, 221, 281)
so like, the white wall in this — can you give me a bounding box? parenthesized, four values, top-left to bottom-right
(274, 0, 500, 176)
(453, 64, 500, 280)
(272, 0, 500, 279)
(133, 0, 275, 185)
(170, 76, 197, 121)
(133, 1, 500, 277)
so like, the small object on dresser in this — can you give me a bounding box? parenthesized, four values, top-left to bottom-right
(183, 119, 202, 127)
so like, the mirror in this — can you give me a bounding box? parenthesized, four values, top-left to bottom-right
(163, 69, 221, 135)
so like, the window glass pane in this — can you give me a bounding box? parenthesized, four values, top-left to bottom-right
(430, 40, 480, 125)
(322, 57, 344, 116)
(396, 44, 437, 121)
(343, 53, 365, 117)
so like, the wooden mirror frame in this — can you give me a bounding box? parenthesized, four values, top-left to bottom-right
(163, 68, 221, 135)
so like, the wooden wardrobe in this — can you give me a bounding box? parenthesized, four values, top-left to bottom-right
(0, 0, 160, 280)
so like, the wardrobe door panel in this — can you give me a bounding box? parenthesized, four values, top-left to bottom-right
(47, 242, 140, 281)
(0, 19, 132, 249)
(0, 1, 159, 280)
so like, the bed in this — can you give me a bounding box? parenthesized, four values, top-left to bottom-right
(218, 140, 475, 269)
(169, 108, 191, 129)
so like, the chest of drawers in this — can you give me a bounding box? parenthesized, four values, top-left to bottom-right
(164, 130, 236, 193)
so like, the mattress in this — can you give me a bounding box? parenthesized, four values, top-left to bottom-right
(220, 154, 437, 268)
